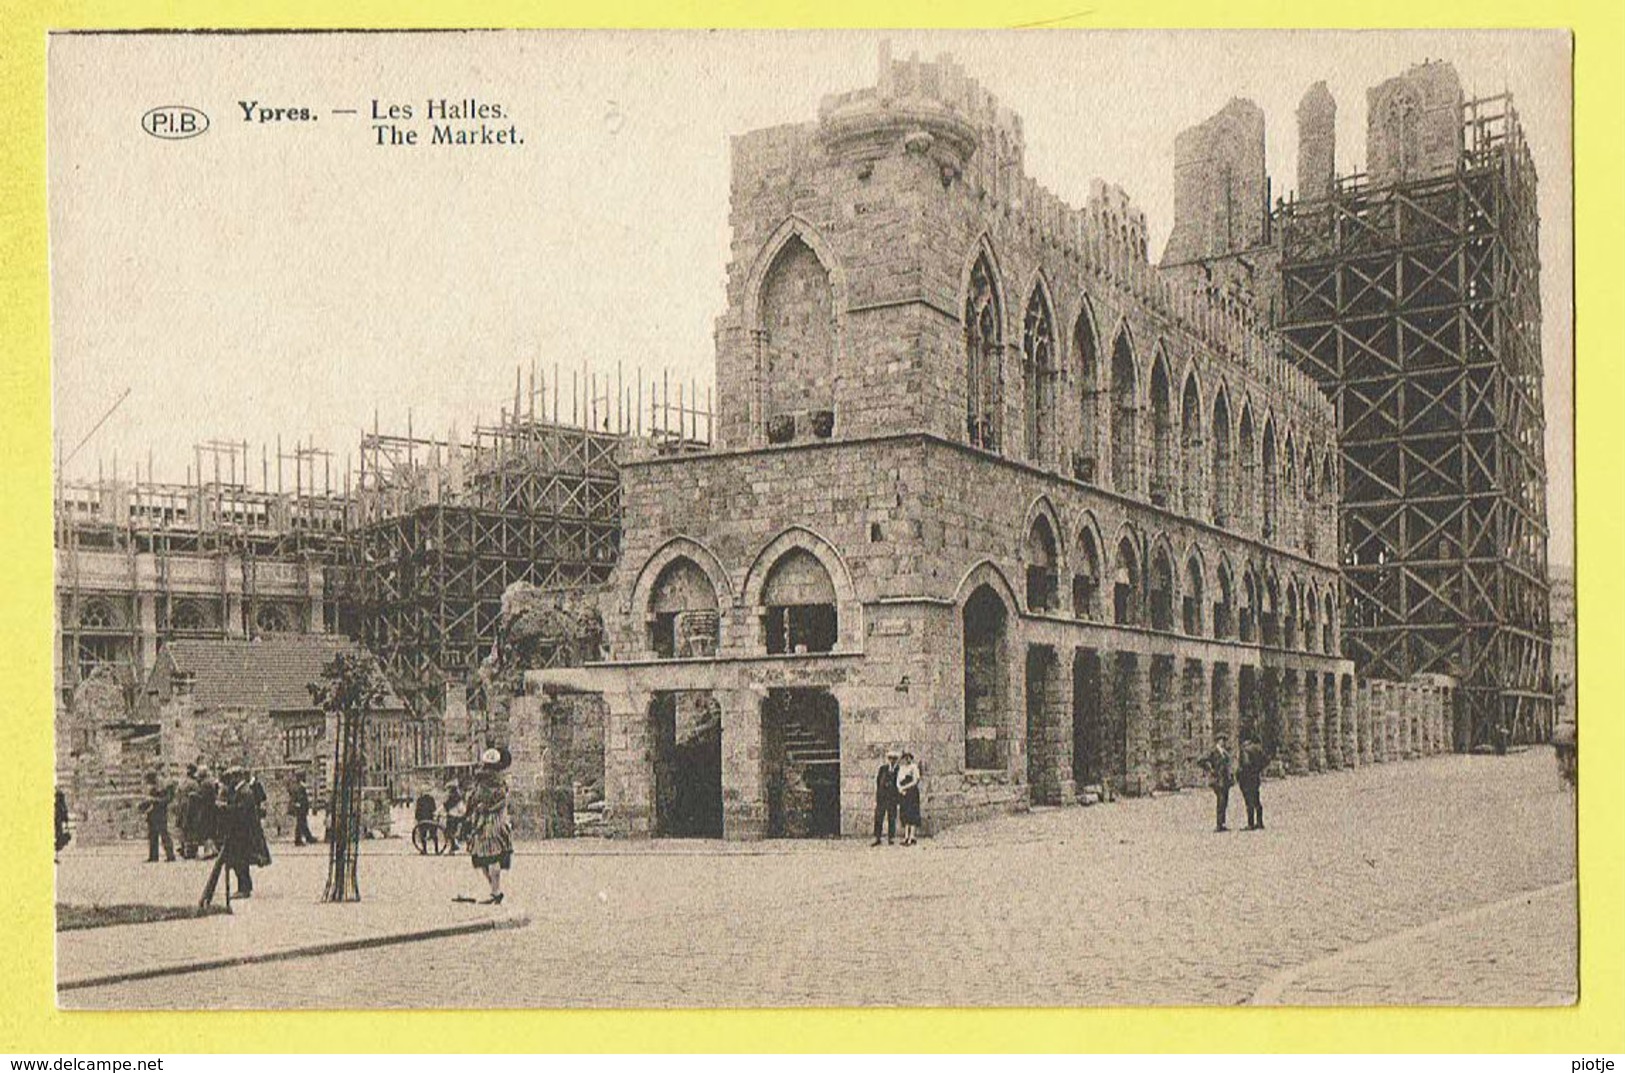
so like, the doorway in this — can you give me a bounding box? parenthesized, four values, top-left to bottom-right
(650, 691, 723, 838)
(762, 688, 841, 837)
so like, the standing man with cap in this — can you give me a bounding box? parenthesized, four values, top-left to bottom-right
(872, 749, 901, 846)
(1198, 735, 1234, 832)
(463, 747, 513, 905)
(1236, 734, 1268, 831)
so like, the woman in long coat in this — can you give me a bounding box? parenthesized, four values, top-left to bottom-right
(465, 747, 513, 905)
(895, 751, 922, 846)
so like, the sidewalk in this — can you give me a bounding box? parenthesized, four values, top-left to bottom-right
(1248, 879, 1577, 1006)
(56, 848, 528, 998)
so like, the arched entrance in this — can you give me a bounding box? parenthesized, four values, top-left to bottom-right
(963, 584, 1011, 772)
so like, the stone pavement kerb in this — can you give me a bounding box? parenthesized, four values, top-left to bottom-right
(1246, 879, 1577, 1005)
(57, 897, 529, 993)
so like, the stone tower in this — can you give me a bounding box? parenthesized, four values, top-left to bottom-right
(1161, 98, 1267, 265)
(1297, 81, 1336, 200)
(1366, 61, 1464, 186)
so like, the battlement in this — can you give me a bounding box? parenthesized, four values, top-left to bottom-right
(802, 44, 1330, 422)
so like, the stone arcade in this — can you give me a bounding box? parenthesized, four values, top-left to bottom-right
(537, 48, 1455, 840)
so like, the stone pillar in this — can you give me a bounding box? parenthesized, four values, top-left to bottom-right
(1209, 661, 1235, 755)
(1339, 677, 1358, 767)
(1181, 658, 1210, 787)
(602, 688, 655, 838)
(1281, 670, 1307, 773)
(718, 687, 766, 840)
(1304, 671, 1324, 772)
(1357, 681, 1373, 764)
(1391, 682, 1404, 757)
(1150, 655, 1180, 791)
(1118, 653, 1153, 797)
(1047, 656, 1076, 804)
(1025, 646, 1074, 806)
(1323, 673, 1343, 769)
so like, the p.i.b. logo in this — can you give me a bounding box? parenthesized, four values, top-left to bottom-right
(142, 105, 210, 140)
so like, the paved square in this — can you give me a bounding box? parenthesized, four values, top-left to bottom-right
(60, 749, 1576, 1008)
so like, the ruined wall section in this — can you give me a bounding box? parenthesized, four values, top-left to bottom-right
(714, 49, 1333, 481)
(1367, 61, 1464, 187)
(1162, 99, 1269, 265)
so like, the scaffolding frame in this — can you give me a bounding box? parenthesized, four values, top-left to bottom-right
(338, 366, 711, 713)
(1275, 93, 1551, 746)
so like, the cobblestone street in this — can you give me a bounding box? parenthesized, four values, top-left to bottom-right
(61, 749, 1576, 1009)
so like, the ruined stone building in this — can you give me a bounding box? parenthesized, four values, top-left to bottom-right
(1163, 61, 1552, 747)
(537, 48, 1458, 842)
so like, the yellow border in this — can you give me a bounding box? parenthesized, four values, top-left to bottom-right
(3, 1, 1620, 1054)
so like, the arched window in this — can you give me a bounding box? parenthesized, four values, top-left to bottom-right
(1110, 331, 1139, 494)
(1323, 591, 1337, 654)
(1303, 587, 1319, 653)
(1282, 433, 1298, 548)
(1022, 287, 1058, 465)
(170, 600, 209, 632)
(1262, 574, 1281, 647)
(1210, 389, 1232, 527)
(1303, 445, 1319, 556)
(1262, 418, 1280, 540)
(1322, 450, 1337, 558)
(1149, 544, 1176, 632)
(649, 556, 721, 658)
(79, 598, 117, 630)
(963, 584, 1010, 771)
(761, 235, 836, 442)
(1240, 569, 1258, 643)
(1180, 372, 1203, 517)
(1149, 353, 1175, 507)
(1073, 307, 1102, 483)
(1113, 537, 1140, 626)
(1025, 515, 1060, 613)
(762, 548, 837, 655)
(1284, 582, 1301, 650)
(965, 252, 1003, 452)
(1183, 555, 1205, 636)
(1071, 526, 1101, 620)
(254, 604, 293, 635)
(1213, 562, 1236, 639)
(1237, 403, 1257, 532)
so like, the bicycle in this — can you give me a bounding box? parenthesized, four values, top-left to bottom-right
(411, 817, 451, 855)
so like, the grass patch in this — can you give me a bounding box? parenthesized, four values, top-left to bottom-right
(57, 903, 230, 931)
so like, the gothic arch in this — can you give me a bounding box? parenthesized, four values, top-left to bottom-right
(743, 525, 858, 615)
(1182, 544, 1208, 636)
(1109, 322, 1141, 494)
(1147, 534, 1178, 632)
(1070, 510, 1106, 620)
(1148, 346, 1176, 507)
(742, 216, 847, 331)
(1021, 276, 1060, 465)
(625, 536, 734, 619)
(1180, 365, 1204, 517)
(1072, 294, 1105, 484)
(1210, 382, 1234, 527)
(951, 558, 1024, 618)
(963, 235, 1008, 452)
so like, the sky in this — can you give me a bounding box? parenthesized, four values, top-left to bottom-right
(48, 29, 1572, 562)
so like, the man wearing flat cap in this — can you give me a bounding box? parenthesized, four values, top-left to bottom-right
(872, 749, 902, 846)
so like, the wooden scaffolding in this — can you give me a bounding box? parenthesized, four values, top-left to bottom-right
(1274, 92, 1551, 746)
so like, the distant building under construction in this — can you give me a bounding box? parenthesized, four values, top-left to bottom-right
(1163, 61, 1552, 747)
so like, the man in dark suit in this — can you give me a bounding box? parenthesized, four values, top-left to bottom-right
(871, 749, 901, 846)
(1237, 735, 1268, 831)
(140, 771, 175, 862)
(1198, 735, 1234, 833)
(287, 771, 316, 846)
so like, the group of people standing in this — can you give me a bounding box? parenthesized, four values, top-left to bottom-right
(871, 749, 922, 846)
(1198, 734, 1271, 832)
(132, 761, 275, 903)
